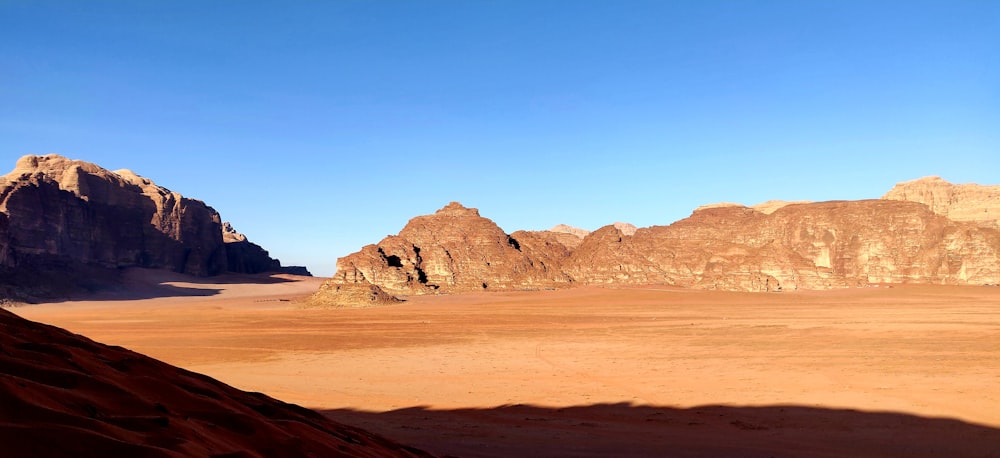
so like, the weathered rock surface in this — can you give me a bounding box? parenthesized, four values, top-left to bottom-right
(882, 176, 1000, 229)
(750, 200, 812, 214)
(0, 155, 296, 301)
(566, 200, 999, 291)
(549, 224, 590, 239)
(222, 221, 280, 274)
(317, 183, 1000, 300)
(613, 222, 638, 236)
(309, 202, 574, 306)
(303, 282, 401, 308)
(0, 307, 432, 457)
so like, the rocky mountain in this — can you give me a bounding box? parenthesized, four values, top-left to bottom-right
(567, 199, 998, 291)
(319, 202, 572, 305)
(0, 307, 431, 457)
(0, 155, 304, 301)
(311, 180, 1000, 305)
(882, 176, 1000, 229)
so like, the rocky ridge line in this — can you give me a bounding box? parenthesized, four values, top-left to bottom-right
(311, 181, 1000, 306)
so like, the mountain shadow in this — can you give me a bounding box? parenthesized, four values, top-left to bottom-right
(321, 402, 1000, 458)
(3, 268, 304, 305)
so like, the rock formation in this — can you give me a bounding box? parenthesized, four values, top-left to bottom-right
(0, 307, 431, 457)
(309, 202, 574, 306)
(750, 200, 812, 214)
(0, 155, 300, 301)
(222, 221, 284, 274)
(549, 224, 590, 239)
(314, 180, 1000, 302)
(882, 176, 1000, 229)
(566, 200, 999, 291)
(304, 282, 401, 308)
(613, 222, 638, 236)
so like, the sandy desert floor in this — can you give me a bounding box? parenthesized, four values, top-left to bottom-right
(13, 269, 1000, 457)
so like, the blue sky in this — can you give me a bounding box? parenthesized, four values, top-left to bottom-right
(2, 1, 998, 276)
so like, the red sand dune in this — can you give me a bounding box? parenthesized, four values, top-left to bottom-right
(0, 307, 432, 458)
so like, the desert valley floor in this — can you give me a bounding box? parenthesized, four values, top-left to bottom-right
(13, 269, 1000, 457)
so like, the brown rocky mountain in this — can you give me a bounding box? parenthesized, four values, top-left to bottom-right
(0, 155, 305, 301)
(882, 176, 1000, 229)
(320, 202, 573, 305)
(311, 182, 1000, 305)
(0, 307, 431, 457)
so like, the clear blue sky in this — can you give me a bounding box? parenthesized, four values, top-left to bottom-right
(2, 1, 998, 276)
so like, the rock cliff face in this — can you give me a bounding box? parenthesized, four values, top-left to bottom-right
(566, 200, 999, 291)
(0, 155, 295, 301)
(882, 176, 1000, 229)
(221, 221, 281, 274)
(313, 181, 1000, 303)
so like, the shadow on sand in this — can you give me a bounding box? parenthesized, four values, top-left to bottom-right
(21, 269, 306, 304)
(321, 402, 1000, 458)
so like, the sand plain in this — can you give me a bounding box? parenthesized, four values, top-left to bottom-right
(13, 270, 1000, 457)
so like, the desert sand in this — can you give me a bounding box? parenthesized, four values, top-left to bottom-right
(14, 269, 1000, 457)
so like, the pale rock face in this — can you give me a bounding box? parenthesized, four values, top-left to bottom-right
(882, 176, 1000, 229)
(750, 200, 812, 214)
(550, 224, 590, 238)
(222, 222, 248, 242)
(612, 222, 638, 236)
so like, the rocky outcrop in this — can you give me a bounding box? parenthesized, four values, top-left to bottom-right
(750, 200, 812, 214)
(565, 200, 999, 291)
(308, 202, 574, 306)
(319, 187, 1000, 299)
(0, 307, 432, 457)
(882, 176, 1000, 229)
(0, 155, 296, 301)
(550, 224, 590, 239)
(303, 282, 401, 308)
(222, 222, 280, 274)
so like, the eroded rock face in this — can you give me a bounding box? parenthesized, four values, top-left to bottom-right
(309, 202, 574, 306)
(319, 189, 1000, 300)
(303, 282, 401, 308)
(882, 176, 1000, 229)
(222, 221, 281, 274)
(566, 200, 999, 291)
(0, 154, 290, 300)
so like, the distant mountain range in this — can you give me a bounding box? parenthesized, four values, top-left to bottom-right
(310, 177, 999, 306)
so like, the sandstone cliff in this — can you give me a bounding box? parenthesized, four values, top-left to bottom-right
(310, 202, 574, 306)
(566, 200, 999, 291)
(882, 176, 1000, 229)
(314, 185, 1000, 303)
(0, 155, 297, 301)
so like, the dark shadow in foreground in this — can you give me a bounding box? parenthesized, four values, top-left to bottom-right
(322, 402, 1000, 458)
